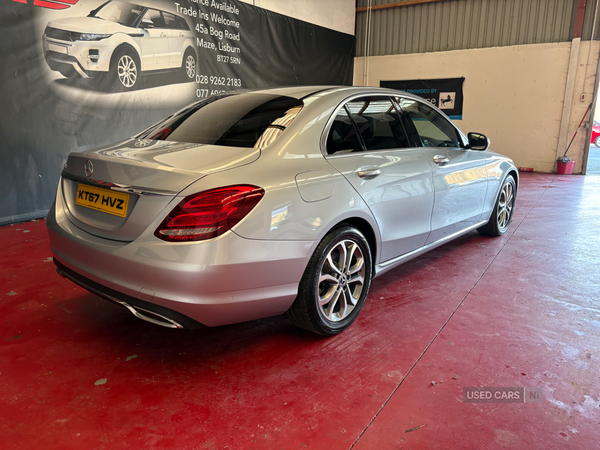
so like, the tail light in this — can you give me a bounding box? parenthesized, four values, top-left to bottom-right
(155, 185, 264, 242)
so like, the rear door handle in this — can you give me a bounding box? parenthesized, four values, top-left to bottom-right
(357, 167, 382, 179)
(433, 155, 450, 165)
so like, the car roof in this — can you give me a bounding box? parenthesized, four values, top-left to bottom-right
(254, 86, 336, 99)
(253, 85, 423, 102)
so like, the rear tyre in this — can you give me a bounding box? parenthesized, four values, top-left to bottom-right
(182, 48, 197, 81)
(595, 136, 600, 147)
(478, 175, 517, 236)
(288, 226, 372, 336)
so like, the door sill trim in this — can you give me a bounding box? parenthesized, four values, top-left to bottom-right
(375, 220, 488, 276)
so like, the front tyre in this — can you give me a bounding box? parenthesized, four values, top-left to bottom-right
(478, 175, 517, 236)
(110, 48, 139, 91)
(288, 226, 372, 336)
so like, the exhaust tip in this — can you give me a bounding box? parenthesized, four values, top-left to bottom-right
(109, 299, 185, 329)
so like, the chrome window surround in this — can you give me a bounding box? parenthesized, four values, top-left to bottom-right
(319, 91, 469, 158)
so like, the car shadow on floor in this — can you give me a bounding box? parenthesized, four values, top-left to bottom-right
(66, 289, 324, 363)
(59, 229, 497, 372)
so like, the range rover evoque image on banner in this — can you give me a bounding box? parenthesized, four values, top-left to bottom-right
(42, 0, 197, 90)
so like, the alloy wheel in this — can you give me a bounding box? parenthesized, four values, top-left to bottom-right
(497, 181, 514, 230)
(117, 55, 137, 88)
(185, 55, 196, 79)
(317, 239, 366, 322)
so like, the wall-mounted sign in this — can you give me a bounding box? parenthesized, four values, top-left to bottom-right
(380, 78, 465, 120)
(0, 0, 354, 225)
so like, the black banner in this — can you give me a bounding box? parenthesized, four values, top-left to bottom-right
(0, 0, 354, 225)
(380, 78, 464, 120)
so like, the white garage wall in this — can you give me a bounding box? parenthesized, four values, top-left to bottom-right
(355, 41, 600, 174)
(239, 0, 356, 35)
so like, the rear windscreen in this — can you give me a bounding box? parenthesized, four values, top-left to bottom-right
(138, 93, 304, 148)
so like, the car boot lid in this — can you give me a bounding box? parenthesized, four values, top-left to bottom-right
(60, 139, 260, 242)
(63, 139, 261, 194)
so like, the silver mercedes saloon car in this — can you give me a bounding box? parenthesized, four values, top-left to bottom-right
(47, 86, 518, 335)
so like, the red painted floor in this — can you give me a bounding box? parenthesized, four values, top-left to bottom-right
(1, 172, 599, 449)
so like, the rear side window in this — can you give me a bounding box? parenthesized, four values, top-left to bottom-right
(138, 93, 304, 148)
(398, 98, 461, 148)
(326, 107, 364, 154)
(326, 96, 411, 155)
(175, 16, 189, 30)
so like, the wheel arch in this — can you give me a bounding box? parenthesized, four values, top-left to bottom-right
(489, 161, 519, 203)
(182, 46, 197, 70)
(183, 45, 197, 58)
(331, 217, 378, 273)
(507, 168, 519, 191)
(110, 43, 141, 70)
(288, 216, 377, 335)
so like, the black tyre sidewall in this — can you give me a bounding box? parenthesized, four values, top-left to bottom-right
(492, 175, 516, 235)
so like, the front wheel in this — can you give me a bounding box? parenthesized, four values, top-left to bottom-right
(110, 49, 139, 91)
(478, 175, 517, 236)
(288, 226, 372, 336)
(594, 136, 600, 147)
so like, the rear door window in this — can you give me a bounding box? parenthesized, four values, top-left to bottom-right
(175, 16, 189, 30)
(326, 96, 411, 155)
(163, 12, 178, 29)
(345, 97, 411, 151)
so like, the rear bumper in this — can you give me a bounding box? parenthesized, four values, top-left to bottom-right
(54, 259, 202, 329)
(47, 199, 315, 328)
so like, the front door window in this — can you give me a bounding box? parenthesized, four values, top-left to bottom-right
(398, 98, 462, 148)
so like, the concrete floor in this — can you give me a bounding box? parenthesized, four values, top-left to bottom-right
(1, 172, 599, 449)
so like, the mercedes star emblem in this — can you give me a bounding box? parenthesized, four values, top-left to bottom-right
(84, 160, 94, 177)
(135, 139, 152, 147)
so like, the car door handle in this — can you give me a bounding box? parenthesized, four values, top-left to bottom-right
(357, 167, 382, 179)
(433, 155, 450, 165)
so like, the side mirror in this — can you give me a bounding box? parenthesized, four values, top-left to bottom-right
(467, 132, 490, 151)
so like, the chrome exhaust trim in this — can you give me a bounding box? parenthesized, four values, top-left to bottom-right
(113, 300, 184, 329)
(56, 266, 184, 329)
